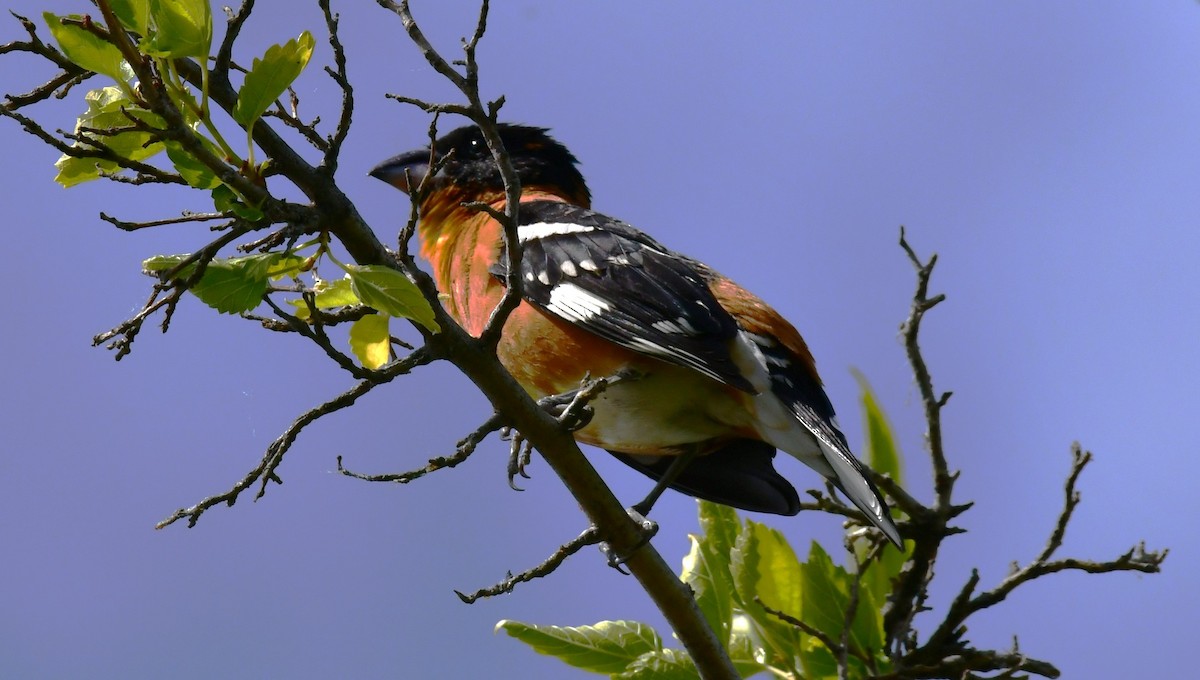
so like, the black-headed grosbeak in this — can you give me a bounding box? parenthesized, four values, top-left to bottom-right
(370, 124, 901, 546)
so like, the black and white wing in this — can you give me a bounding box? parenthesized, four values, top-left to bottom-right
(490, 200, 754, 393)
(748, 332, 903, 544)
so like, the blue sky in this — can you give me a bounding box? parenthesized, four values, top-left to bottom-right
(2, 1, 1196, 678)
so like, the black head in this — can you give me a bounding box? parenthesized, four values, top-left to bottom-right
(369, 123, 591, 207)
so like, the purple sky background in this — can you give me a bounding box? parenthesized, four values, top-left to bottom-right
(2, 1, 1196, 677)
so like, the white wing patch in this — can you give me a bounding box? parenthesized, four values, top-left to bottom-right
(652, 318, 700, 334)
(518, 222, 595, 242)
(546, 282, 611, 322)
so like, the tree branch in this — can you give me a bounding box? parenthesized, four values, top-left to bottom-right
(454, 526, 601, 603)
(156, 347, 431, 529)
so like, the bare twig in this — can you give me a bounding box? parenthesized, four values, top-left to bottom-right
(264, 107, 327, 151)
(909, 446, 1166, 668)
(377, 0, 525, 350)
(455, 526, 601, 603)
(337, 410, 503, 484)
(318, 0, 353, 172)
(156, 347, 431, 529)
(898, 227, 952, 507)
(215, 0, 254, 79)
(757, 599, 877, 672)
(885, 227, 952, 648)
(92, 225, 252, 357)
(879, 234, 1167, 678)
(262, 297, 378, 379)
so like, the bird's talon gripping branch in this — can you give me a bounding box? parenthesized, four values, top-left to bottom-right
(504, 373, 624, 490)
(599, 507, 660, 571)
(371, 124, 905, 547)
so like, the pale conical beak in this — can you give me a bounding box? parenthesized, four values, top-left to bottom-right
(368, 148, 431, 195)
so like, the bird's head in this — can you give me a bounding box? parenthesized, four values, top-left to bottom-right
(369, 123, 591, 208)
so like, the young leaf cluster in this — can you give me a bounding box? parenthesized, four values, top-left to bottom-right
(29, 1, 439, 368)
(143, 247, 438, 368)
(500, 498, 909, 679)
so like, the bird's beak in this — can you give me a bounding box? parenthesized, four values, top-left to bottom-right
(368, 148, 432, 195)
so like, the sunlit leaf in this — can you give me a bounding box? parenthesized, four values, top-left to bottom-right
(233, 32, 315, 127)
(850, 369, 913, 605)
(730, 520, 802, 673)
(143, 251, 288, 314)
(742, 520, 802, 615)
(287, 277, 360, 320)
(42, 13, 127, 83)
(108, 0, 150, 35)
(681, 535, 735, 641)
(349, 314, 390, 369)
(266, 254, 309, 280)
(851, 369, 904, 485)
(495, 619, 661, 674)
(54, 87, 164, 187)
(727, 624, 768, 678)
(345, 264, 439, 332)
(141, 0, 211, 58)
(697, 499, 741, 564)
(614, 648, 697, 679)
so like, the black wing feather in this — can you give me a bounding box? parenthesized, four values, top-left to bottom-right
(490, 201, 753, 392)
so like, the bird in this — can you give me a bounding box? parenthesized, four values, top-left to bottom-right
(370, 123, 902, 547)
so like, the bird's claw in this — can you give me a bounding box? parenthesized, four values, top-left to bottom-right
(503, 427, 534, 490)
(598, 507, 659, 572)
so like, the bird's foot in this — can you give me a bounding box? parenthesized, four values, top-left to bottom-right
(501, 427, 535, 491)
(598, 506, 659, 573)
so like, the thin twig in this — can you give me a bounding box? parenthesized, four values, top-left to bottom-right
(454, 526, 601, 603)
(98, 211, 229, 231)
(337, 411, 503, 484)
(156, 348, 431, 529)
(319, 0, 353, 172)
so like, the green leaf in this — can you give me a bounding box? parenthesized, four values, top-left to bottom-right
(728, 623, 768, 678)
(680, 535, 735, 642)
(141, 0, 211, 58)
(799, 542, 884, 662)
(683, 501, 741, 643)
(211, 184, 264, 222)
(697, 500, 741, 565)
(859, 538, 911, 636)
(286, 277, 360, 320)
(143, 251, 286, 314)
(188, 261, 271, 314)
(54, 87, 165, 187)
(109, 0, 150, 35)
(614, 648, 697, 679)
(851, 369, 904, 485)
(266, 254, 308, 280)
(233, 31, 315, 127)
(42, 13, 127, 83)
(730, 520, 802, 674)
(797, 635, 839, 680)
(741, 520, 802, 615)
(349, 314, 390, 369)
(164, 140, 220, 189)
(850, 369, 912, 604)
(311, 277, 359, 305)
(345, 264, 439, 332)
(495, 620, 661, 675)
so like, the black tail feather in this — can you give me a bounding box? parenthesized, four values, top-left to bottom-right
(607, 439, 801, 516)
